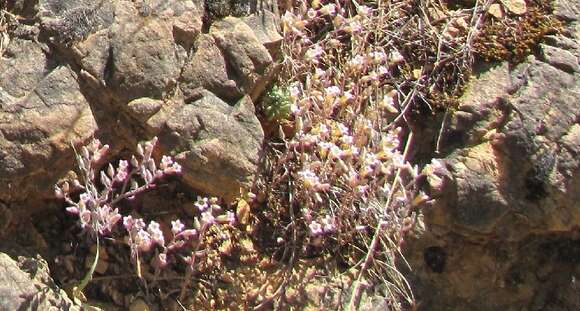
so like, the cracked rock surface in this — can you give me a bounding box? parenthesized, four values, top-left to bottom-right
(405, 0, 580, 309)
(0, 0, 278, 204)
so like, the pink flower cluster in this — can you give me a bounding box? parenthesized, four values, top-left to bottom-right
(308, 215, 336, 237)
(269, 0, 430, 250)
(56, 137, 182, 239)
(122, 196, 235, 270)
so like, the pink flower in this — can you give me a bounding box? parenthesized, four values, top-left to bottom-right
(321, 215, 336, 233)
(79, 192, 91, 203)
(134, 218, 146, 231)
(123, 216, 134, 230)
(171, 219, 185, 235)
(115, 160, 129, 182)
(320, 4, 336, 15)
(224, 211, 236, 225)
(305, 45, 323, 62)
(298, 169, 320, 190)
(160, 156, 173, 169)
(165, 162, 182, 174)
(325, 86, 341, 98)
(136, 230, 153, 252)
(201, 211, 215, 226)
(147, 221, 165, 247)
(309, 221, 323, 236)
(80, 210, 91, 225)
(194, 197, 209, 212)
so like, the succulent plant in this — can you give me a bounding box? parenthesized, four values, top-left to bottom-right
(261, 85, 292, 122)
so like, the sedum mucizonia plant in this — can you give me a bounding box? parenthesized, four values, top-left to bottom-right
(54, 137, 183, 302)
(55, 137, 236, 305)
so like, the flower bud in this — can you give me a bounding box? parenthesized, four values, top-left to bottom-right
(55, 187, 64, 199)
(131, 155, 139, 167)
(65, 206, 79, 214)
(100, 171, 111, 188)
(61, 181, 70, 193)
(107, 164, 115, 178)
(147, 158, 156, 173)
(137, 144, 144, 157)
(179, 229, 198, 239)
(95, 144, 109, 163)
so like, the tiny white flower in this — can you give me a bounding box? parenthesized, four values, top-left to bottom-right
(171, 219, 185, 235)
(325, 86, 341, 97)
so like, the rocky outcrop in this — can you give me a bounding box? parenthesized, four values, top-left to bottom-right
(0, 0, 279, 203)
(406, 0, 580, 309)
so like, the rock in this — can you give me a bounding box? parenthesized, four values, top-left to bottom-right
(152, 91, 264, 201)
(0, 253, 79, 310)
(179, 34, 242, 103)
(0, 38, 48, 98)
(0, 37, 98, 201)
(487, 4, 505, 19)
(73, 30, 112, 84)
(126, 98, 164, 123)
(501, 0, 527, 15)
(406, 1, 580, 307)
(553, 0, 580, 21)
(108, 2, 182, 103)
(38, 0, 115, 45)
(210, 17, 275, 100)
(171, 0, 204, 50)
(242, 10, 284, 59)
(0, 203, 12, 237)
(129, 298, 151, 311)
(540, 44, 579, 73)
(206, 0, 252, 20)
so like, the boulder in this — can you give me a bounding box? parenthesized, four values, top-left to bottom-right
(0, 37, 98, 202)
(210, 16, 275, 100)
(242, 10, 283, 59)
(107, 2, 182, 103)
(148, 91, 264, 202)
(179, 34, 242, 103)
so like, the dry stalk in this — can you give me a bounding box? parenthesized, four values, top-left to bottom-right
(346, 130, 414, 311)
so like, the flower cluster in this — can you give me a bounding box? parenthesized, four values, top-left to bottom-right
(270, 0, 432, 244)
(56, 137, 241, 303)
(122, 196, 235, 272)
(308, 215, 336, 237)
(55, 137, 182, 237)
(258, 3, 439, 307)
